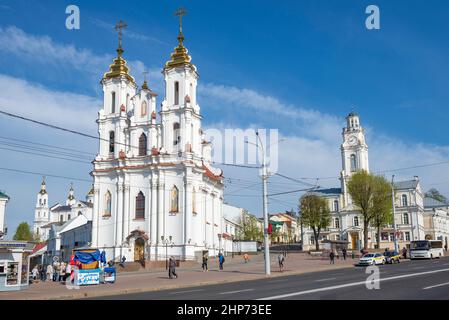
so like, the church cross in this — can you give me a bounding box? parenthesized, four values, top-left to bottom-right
(143, 70, 149, 82)
(115, 20, 128, 48)
(174, 7, 187, 33)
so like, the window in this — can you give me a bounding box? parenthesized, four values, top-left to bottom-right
(354, 216, 359, 227)
(402, 194, 408, 207)
(126, 94, 130, 108)
(174, 81, 179, 105)
(350, 154, 357, 172)
(139, 133, 147, 156)
(78, 211, 82, 216)
(170, 186, 179, 213)
(173, 123, 180, 146)
(403, 213, 409, 225)
(334, 218, 340, 229)
(192, 188, 197, 214)
(44, 199, 46, 205)
(68, 214, 71, 220)
(60, 215, 63, 222)
(405, 232, 411, 241)
(109, 131, 115, 153)
(333, 200, 339, 212)
(111, 92, 116, 113)
(104, 191, 112, 216)
(141, 101, 147, 116)
(135, 191, 145, 219)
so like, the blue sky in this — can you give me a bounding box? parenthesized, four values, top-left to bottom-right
(1, 0, 449, 238)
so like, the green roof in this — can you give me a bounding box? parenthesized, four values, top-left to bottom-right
(0, 191, 9, 199)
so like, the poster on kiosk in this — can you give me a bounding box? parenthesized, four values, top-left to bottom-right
(72, 249, 102, 286)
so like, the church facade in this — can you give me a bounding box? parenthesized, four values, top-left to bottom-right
(91, 21, 224, 262)
(33, 179, 93, 241)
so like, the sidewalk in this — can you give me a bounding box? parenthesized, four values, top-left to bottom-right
(0, 253, 356, 300)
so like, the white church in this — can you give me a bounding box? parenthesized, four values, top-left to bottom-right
(90, 19, 224, 263)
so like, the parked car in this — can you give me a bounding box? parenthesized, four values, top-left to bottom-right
(384, 251, 401, 264)
(358, 253, 385, 266)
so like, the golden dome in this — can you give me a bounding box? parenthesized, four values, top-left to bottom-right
(103, 46, 135, 83)
(164, 32, 196, 72)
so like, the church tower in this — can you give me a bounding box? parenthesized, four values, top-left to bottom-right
(66, 183, 76, 206)
(340, 112, 369, 206)
(97, 20, 137, 160)
(34, 177, 49, 239)
(160, 10, 202, 157)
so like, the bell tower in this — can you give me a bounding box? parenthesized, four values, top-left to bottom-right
(34, 177, 49, 240)
(340, 112, 369, 206)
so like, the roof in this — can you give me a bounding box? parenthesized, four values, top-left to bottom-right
(80, 201, 93, 208)
(0, 191, 9, 199)
(52, 205, 72, 212)
(31, 242, 47, 255)
(394, 180, 419, 190)
(424, 196, 449, 208)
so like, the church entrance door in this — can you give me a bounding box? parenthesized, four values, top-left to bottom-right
(351, 232, 359, 250)
(134, 238, 145, 262)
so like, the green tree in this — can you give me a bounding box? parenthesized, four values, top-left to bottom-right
(370, 175, 393, 249)
(425, 188, 448, 203)
(13, 222, 34, 241)
(239, 211, 263, 242)
(300, 194, 331, 251)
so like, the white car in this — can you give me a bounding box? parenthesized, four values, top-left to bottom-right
(358, 253, 385, 266)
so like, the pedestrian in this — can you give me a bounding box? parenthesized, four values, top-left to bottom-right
(329, 251, 335, 264)
(65, 263, 72, 283)
(32, 265, 38, 281)
(46, 264, 53, 282)
(169, 256, 177, 279)
(402, 247, 407, 259)
(278, 253, 285, 272)
(218, 253, 225, 271)
(38, 265, 45, 281)
(202, 253, 208, 272)
(59, 262, 66, 282)
(342, 247, 347, 260)
(445, 244, 448, 252)
(119, 255, 126, 268)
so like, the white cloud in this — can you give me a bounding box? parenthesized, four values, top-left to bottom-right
(0, 74, 99, 132)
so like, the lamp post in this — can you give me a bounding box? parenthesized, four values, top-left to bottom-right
(161, 235, 173, 270)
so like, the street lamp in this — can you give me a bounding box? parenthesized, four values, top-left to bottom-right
(161, 235, 173, 270)
(246, 132, 271, 276)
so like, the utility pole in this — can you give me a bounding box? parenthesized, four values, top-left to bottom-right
(391, 175, 398, 252)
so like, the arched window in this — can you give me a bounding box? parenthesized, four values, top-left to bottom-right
(78, 211, 82, 216)
(403, 213, 409, 225)
(174, 81, 179, 105)
(141, 101, 147, 116)
(335, 218, 340, 229)
(170, 186, 179, 213)
(126, 94, 130, 108)
(44, 199, 46, 205)
(139, 133, 147, 156)
(135, 191, 145, 219)
(111, 92, 116, 113)
(354, 216, 359, 227)
(68, 214, 71, 220)
(173, 123, 180, 146)
(402, 194, 408, 207)
(333, 200, 339, 212)
(104, 191, 112, 216)
(60, 215, 63, 222)
(109, 131, 115, 153)
(350, 154, 357, 172)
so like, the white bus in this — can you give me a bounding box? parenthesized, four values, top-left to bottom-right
(410, 240, 444, 259)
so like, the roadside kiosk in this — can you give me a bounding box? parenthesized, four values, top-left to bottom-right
(72, 248, 102, 286)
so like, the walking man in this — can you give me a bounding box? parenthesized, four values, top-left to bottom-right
(202, 253, 208, 272)
(342, 247, 347, 260)
(329, 250, 335, 264)
(402, 247, 407, 259)
(278, 253, 285, 272)
(218, 252, 225, 271)
(168, 257, 177, 279)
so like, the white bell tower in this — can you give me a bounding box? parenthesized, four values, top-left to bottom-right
(34, 177, 49, 240)
(340, 112, 369, 206)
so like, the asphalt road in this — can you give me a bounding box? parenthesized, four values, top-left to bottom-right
(92, 257, 449, 300)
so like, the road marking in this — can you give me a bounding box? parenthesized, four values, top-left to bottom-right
(268, 279, 289, 283)
(413, 266, 425, 270)
(170, 289, 204, 295)
(443, 263, 449, 266)
(258, 267, 449, 300)
(315, 278, 336, 282)
(220, 289, 254, 295)
(423, 281, 449, 290)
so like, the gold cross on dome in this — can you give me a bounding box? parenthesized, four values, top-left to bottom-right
(174, 7, 187, 33)
(115, 20, 128, 47)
